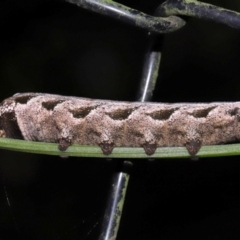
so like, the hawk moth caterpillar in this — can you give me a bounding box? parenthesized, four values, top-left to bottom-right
(0, 92, 240, 156)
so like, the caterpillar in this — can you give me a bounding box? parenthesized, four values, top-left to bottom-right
(0, 92, 240, 156)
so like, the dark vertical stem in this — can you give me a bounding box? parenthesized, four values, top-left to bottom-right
(137, 34, 164, 102)
(99, 34, 163, 240)
(98, 161, 132, 240)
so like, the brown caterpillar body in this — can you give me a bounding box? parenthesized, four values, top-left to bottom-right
(0, 92, 240, 156)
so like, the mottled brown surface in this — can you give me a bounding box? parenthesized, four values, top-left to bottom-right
(0, 93, 240, 156)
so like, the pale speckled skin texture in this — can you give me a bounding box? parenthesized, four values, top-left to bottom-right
(0, 92, 240, 156)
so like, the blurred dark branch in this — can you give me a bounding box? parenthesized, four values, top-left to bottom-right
(159, 0, 240, 29)
(65, 0, 185, 33)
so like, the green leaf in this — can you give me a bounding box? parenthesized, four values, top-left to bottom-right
(0, 138, 240, 158)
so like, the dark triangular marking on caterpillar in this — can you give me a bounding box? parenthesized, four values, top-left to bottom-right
(106, 108, 136, 120)
(42, 100, 65, 111)
(58, 137, 72, 151)
(14, 93, 37, 104)
(190, 107, 216, 118)
(99, 141, 115, 155)
(147, 108, 178, 121)
(142, 142, 157, 155)
(185, 139, 202, 156)
(69, 106, 96, 118)
(0, 111, 24, 139)
(228, 107, 240, 120)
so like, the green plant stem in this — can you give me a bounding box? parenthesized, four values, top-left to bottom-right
(0, 138, 240, 158)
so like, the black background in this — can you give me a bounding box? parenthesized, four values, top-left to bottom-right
(1, 0, 240, 239)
